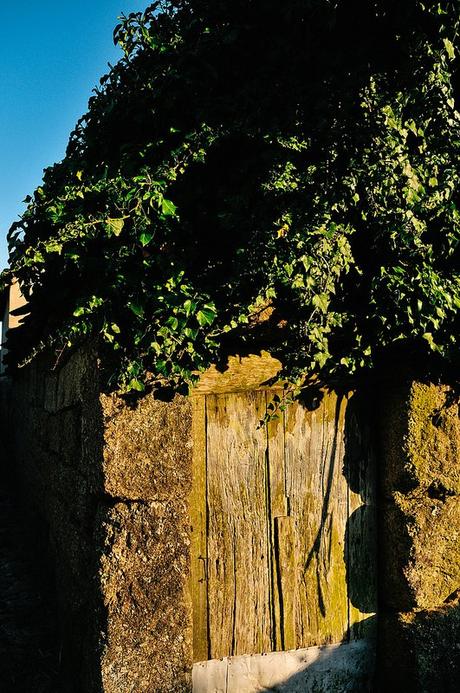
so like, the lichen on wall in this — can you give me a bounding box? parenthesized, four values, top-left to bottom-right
(99, 392, 193, 692)
(379, 379, 460, 689)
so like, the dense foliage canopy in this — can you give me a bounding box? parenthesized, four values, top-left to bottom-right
(3, 1, 460, 395)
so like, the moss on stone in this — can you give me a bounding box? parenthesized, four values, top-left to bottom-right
(407, 383, 460, 494)
(379, 377, 460, 689)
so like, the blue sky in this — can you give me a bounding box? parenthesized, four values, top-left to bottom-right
(0, 1, 148, 268)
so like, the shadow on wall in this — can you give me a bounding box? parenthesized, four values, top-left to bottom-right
(0, 346, 107, 692)
(230, 592, 460, 693)
(275, 389, 379, 693)
(295, 389, 378, 690)
(344, 389, 460, 693)
(193, 636, 376, 693)
(378, 584, 460, 693)
(0, 443, 61, 692)
(274, 635, 375, 693)
(2, 341, 193, 692)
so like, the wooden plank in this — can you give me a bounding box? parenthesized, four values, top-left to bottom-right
(285, 392, 349, 647)
(266, 391, 287, 651)
(190, 395, 209, 663)
(206, 391, 272, 659)
(275, 516, 297, 650)
(345, 393, 378, 640)
(266, 393, 287, 518)
(193, 351, 282, 394)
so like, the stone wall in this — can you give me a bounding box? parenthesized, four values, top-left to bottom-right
(0, 344, 193, 692)
(1, 344, 459, 691)
(379, 379, 460, 691)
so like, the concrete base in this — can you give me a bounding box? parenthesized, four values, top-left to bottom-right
(192, 639, 375, 692)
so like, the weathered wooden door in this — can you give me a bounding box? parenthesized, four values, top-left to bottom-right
(190, 375, 377, 691)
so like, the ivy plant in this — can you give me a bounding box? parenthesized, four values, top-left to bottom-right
(3, 1, 460, 395)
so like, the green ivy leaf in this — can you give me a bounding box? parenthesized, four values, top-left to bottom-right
(196, 304, 216, 326)
(139, 232, 153, 246)
(161, 198, 177, 216)
(107, 218, 125, 236)
(312, 293, 329, 313)
(128, 378, 145, 392)
(184, 327, 198, 339)
(443, 38, 455, 61)
(183, 299, 197, 316)
(166, 316, 179, 330)
(129, 302, 144, 317)
(45, 241, 63, 254)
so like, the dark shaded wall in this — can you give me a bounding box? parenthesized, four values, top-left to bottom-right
(379, 379, 460, 692)
(0, 344, 193, 692)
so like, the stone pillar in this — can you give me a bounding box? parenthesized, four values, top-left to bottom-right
(97, 392, 193, 692)
(1, 345, 193, 692)
(379, 379, 460, 690)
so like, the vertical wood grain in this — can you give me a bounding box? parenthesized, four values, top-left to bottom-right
(190, 395, 209, 663)
(266, 392, 287, 651)
(275, 515, 297, 650)
(195, 383, 377, 665)
(266, 393, 287, 518)
(206, 391, 271, 659)
(285, 392, 349, 647)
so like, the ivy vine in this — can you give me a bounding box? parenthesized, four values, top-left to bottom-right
(3, 1, 460, 394)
